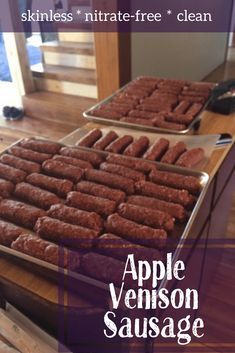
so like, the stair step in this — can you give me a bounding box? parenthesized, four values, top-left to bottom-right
(31, 63, 96, 85)
(58, 32, 94, 43)
(41, 41, 95, 55)
(23, 91, 96, 125)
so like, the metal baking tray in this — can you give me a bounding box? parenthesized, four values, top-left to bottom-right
(62, 125, 220, 171)
(83, 80, 214, 135)
(0, 137, 210, 307)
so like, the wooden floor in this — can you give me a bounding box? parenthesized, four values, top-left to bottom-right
(0, 53, 234, 353)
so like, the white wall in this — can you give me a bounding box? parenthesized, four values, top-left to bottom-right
(131, 33, 228, 81)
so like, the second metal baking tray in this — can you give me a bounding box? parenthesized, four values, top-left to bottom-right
(83, 81, 214, 135)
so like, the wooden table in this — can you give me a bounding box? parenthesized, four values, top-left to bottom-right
(0, 110, 234, 352)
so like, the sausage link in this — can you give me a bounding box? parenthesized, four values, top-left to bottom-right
(117, 203, 174, 232)
(0, 220, 24, 246)
(93, 131, 119, 150)
(106, 154, 155, 173)
(100, 162, 145, 182)
(128, 110, 159, 120)
(9, 146, 52, 163)
(0, 163, 26, 184)
(161, 142, 187, 164)
(105, 213, 167, 249)
(76, 181, 126, 204)
(0, 178, 15, 198)
(153, 116, 186, 131)
(42, 159, 83, 183)
(0, 199, 46, 229)
(67, 191, 116, 217)
(149, 169, 201, 195)
(127, 195, 186, 222)
(165, 113, 194, 125)
(26, 173, 73, 197)
(135, 180, 195, 208)
(81, 252, 126, 287)
(176, 148, 205, 168)
(53, 155, 93, 169)
(60, 147, 103, 167)
(120, 117, 155, 127)
(11, 234, 80, 270)
(35, 217, 99, 249)
(19, 138, 61, 154)
(47, 204, 103, 231)
(143, 138, 169, 161)
(90, 108, 123, 120)
(174, 101, 191, 114)
(105, 135, 133, 154)
(77, 129, 102, 147)
(123, 136, 150, 157)
(0, 154, 41, 174)
(85, 169, 134, 194)
(97, 234, 163, 262)
(14, 183, 61, 210)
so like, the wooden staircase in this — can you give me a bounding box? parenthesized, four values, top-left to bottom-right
(31, 27, 97, 99)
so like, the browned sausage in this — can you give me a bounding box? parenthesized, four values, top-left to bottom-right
(60, 147, 103, 167)
(137, 103, 172, 113)
(143, 138, 169, 161)
(11, 234, 80, 270)
(0, 154, 41, 174)
(161, 142, 187, 164)
(76, 181, 126, 204)
(127, 195, 186, 222)
(26, 173, 73, 198)
(149, 169, 201, 195)
(128, 110, 159, 119)
(135, 180, 195, 208)
(67, 191, 116, 217)
(179, 96, 205, 104)
(9, 146, 52, 163)
(105, 135, 134, 154)
(0, 178, 15, 198)
(93, 131, 118, 150)
(120, 117, 155, 127)
(14, 183, 61, 210)
(165, 113, 194, 125)
(0, 199, 46, 229)
(0, 220, 24, 246)
(81, 252, 126, 287)
(90, 108, 123, 120)
(101, 103, 131, 115)
(106, 154, 155, 173)
(117, 203, 174, 232)
(76, 129, 103, 147)
(85, 169, 134, 194)
(42, 159, 83, 183)
(100, 162, 145, 182)
(174, 101, 191, 114)
(105, 213, 167, 249)
(0, 163, 26, 184)
(186, 103, 203, 117)
(123, 136, 150, 157)
(176, 148, 205, 168)
(52, 155, 93, 170)
(35, 217, 98, 249)
(153, 116, 186, 131)
(19, 138, 61, 154)
(97, 234, 163, 262)
(47, 204, 103, 231)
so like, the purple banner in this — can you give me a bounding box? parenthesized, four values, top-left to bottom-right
(0, 0, 233, 32)
(58, 239, 235, 353)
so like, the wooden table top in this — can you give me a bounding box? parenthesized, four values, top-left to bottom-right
(0, 110, 234, 308)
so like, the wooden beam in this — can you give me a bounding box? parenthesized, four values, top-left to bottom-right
(2, 0, 35, 96)
(93, 0, 131, 100)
